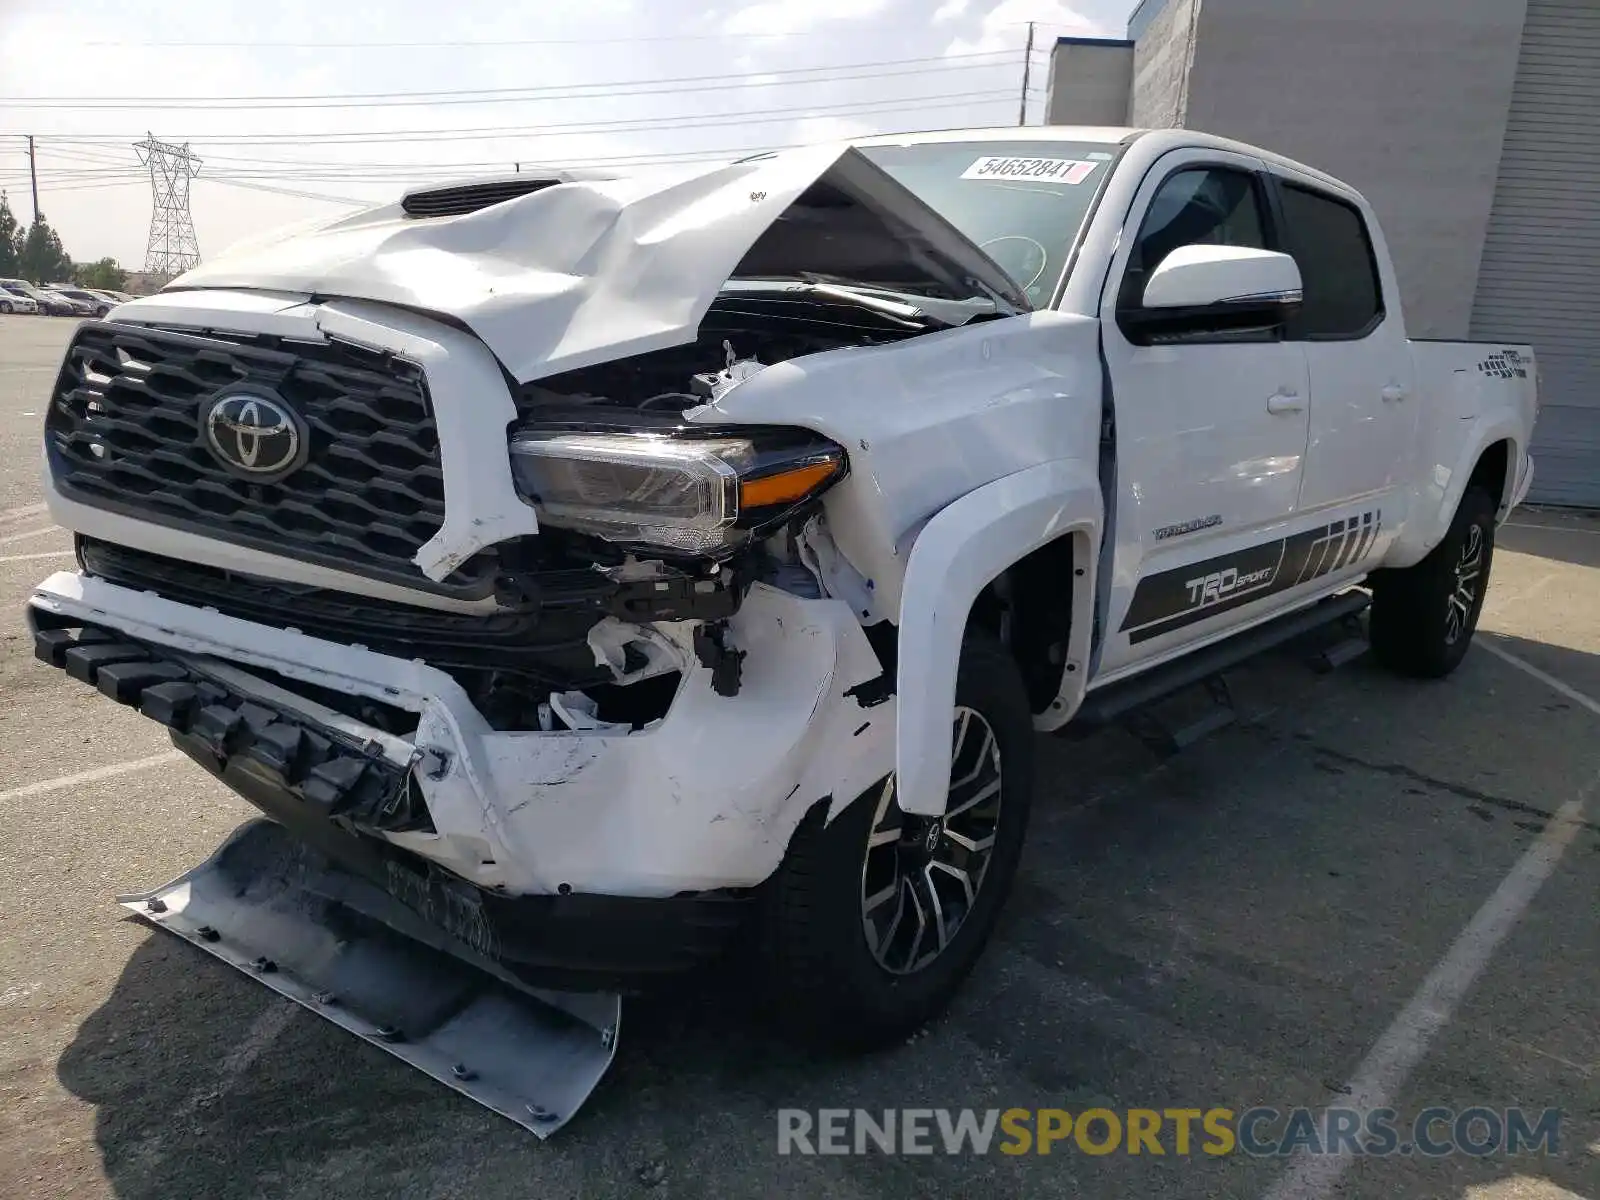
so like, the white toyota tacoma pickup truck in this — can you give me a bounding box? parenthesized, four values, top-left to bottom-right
(28, 126, 1537, 1130)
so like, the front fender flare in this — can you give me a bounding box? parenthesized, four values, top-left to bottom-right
(894, 459, 1103, 817)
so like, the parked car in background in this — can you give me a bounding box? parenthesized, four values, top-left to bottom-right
(2, 280, 81, 316)
(47, 287, 114, 317)
(83, 289, 128, 309)
(0, 280, 41, 314)
(37, 288, 92, 317)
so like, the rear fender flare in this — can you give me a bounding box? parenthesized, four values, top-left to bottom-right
(1388, 414, 1522, 570)
(894, 458, 1102, 817)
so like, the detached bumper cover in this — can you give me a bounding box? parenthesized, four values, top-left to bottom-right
(120, 818, 619, 1137)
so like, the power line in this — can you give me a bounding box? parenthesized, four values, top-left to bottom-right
(3, 88, 1021, 149)
(2, 87, 1028, 190)
(0, 54, 1020, 111)
(77, 22, 1050, 48)
(205, 177, 373, 205)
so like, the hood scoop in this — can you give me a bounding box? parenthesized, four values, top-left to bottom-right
(401, 176, 565, 219)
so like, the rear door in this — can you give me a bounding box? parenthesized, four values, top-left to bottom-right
(1095, 148, 1313, 676)
(1271, 173, 1418, 517)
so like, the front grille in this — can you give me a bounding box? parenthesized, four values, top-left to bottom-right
(47, 321, 493, 596)
(78, 536, 613, 686)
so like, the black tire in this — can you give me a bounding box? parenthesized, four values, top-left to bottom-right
(0, 300, 11, 314)
(760, 631, 1034, 1050)
(1369, 485, 1497, 679)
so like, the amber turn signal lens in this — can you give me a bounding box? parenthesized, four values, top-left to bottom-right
(739, 460, 839, 509)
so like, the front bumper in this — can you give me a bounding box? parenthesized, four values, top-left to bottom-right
(29, 571, 893, 974)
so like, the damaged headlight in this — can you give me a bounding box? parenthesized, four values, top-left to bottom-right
(509, 428, 845, 555)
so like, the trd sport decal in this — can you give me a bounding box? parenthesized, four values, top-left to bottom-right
(1477, 349, 1529, 380)
(1120, 511, 1382, 644)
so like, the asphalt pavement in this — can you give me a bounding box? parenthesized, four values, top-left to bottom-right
(0, 313, 1595, 1200)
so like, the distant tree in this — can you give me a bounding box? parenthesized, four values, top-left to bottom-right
(0, 193, 19, 276)
(17, 213, 72, 284)
(74, 257, 127, 291)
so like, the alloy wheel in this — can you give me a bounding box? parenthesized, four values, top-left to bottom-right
(1444, 522, 1484, 646)
(860, 706, 1004, 975)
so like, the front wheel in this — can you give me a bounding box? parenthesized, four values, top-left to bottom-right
(1369, 485, 1497, 678)
(760, 632, 1034, 1050)
(0, 300, 11, 314)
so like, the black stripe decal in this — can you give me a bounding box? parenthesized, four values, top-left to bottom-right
(1353, 512, 1378, 564)
(1330, 518, 1358, 572)
(1120, 510, 1382, 644)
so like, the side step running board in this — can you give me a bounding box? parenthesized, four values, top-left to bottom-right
(1073, 590, 1371, 729)
(121, 819, 619, 1138)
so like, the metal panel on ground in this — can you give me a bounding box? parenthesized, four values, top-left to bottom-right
(1471, 0, 1600, 507)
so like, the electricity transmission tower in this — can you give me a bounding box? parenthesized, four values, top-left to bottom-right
(134, 133, 202, 275)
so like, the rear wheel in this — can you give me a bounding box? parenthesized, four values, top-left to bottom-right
(1369, 486, 1496, 678)
(760, 632, 1033, 1050)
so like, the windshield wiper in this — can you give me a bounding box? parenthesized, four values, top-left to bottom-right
(720, 277, 1000, 328)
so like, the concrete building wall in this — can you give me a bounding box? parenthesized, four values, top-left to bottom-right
(1177, 0, 1529, 340)
(1043, 38, 1134, 126)
(1128, 0, 1200, 129)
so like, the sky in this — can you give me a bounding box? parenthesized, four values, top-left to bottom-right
(0, 0, 1138, 270)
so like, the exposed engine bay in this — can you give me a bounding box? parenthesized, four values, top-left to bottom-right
(520, 290, 937, 416)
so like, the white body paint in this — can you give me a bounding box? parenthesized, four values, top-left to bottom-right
(32, 126, 1537, 896)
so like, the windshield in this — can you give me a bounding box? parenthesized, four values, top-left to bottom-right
(858, 140, 1119, 307)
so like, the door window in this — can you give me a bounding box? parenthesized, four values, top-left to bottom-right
(1277, 183, 1384, 340)
(1119, 167, 1268, 311)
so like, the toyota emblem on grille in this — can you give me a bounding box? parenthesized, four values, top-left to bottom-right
(202, 388, 306, 480)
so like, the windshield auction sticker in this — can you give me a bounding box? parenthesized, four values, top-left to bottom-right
(961, 156, 1100, 184)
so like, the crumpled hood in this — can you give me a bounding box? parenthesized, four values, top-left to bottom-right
(168, 145, 1028, 384)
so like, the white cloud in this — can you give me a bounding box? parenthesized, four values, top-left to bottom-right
(723, 0, 892, 38)
(0, 0, 1136, 266)
(944, 0, 1110, 56)
(932, 0, 971, 22)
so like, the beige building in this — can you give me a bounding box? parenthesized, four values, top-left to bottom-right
(1045, 0, 1600, 508)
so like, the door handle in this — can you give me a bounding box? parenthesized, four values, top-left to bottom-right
(1382, 384, 1409, 403)
(1266, 391, 1306, 415)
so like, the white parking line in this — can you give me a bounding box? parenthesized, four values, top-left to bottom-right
(0, 525, 62, 547)
(0, 751, 184, 805)
(0, 549, 73, 564)
(1505, 520, 1600, 537)
(0, 502, 48, 524)
(1262, 649, 1598, 1200)
(1480, 640, 1600, 719)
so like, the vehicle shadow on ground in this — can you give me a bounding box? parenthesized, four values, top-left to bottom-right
(51, 634, 1600, 1199)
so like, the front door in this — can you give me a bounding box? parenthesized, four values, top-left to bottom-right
(1095, 150, 1312, 677)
